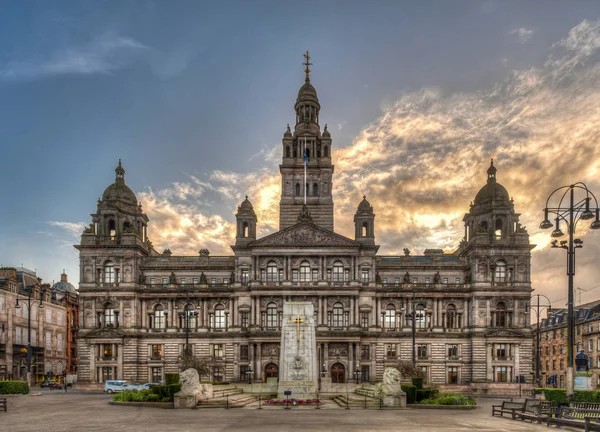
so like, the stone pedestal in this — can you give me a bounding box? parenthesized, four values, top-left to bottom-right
(174, 395, 196, 409)
(382, 394, 407, 407)
(575, 374, 593, 390)
(277, 302, 318, 399)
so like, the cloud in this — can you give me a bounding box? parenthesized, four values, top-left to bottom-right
(0, 32, 148, 80)
(510, 27, 534, 44)
(48, 221, 87, 238)
(138, 19, 600, 304)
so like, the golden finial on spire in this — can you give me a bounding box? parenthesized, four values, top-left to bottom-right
(303, 50, 312, 82)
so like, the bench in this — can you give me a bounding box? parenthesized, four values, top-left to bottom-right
(491, 399, 526, 418)
(547, 407, 600, 430)
(513, 400, 557, 423)
(0, 398, 6, 412)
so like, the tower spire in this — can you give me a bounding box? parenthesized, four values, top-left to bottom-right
(303, 50, 312, 82)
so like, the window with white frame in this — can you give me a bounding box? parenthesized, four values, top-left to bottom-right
(361, 269, 370, 283)
(266, 303, 278, 329)
(154, 305, 166, 329)
(104, 261, 115, 283)
(214, 305, 226, 328)
(332, 261, 344, 282)
(266, 261, 278, 282)
(589, 339, 594, 352)
(46, 331, 52, 350)
(299, 261, 311, 282)
(384, 304, 396, 329)
(332, 302, 345, 328)
(495, 261, 507, 282)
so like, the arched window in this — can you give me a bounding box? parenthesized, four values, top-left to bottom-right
(154, 305, 166, 329)
(495, 261, 507, 283)
(266, 303, 278, 329)
(104, 303, 115, 327)
(384, 304, 396, 329)
(295, 183, 300, 197)
(323, 146, 328, 157)
(242, 222, 249, 238)
(333, 261, 344, 283)
(266, 261, 278, 283)
(57, 362, 63, 375)
(332, 302, 344, 328)
(299, 261, 311, 282)
(415, 304, 426, 329)
(446, 304, 456, 328)
(45, 361, 52, 374)
(104, 261, 115, 283)
(285, 146, 290, 158)
(495, 219, 503, 239)
(214, 304, 225, 329)
(313, 183, 318, 196)
(362, 222, 368, 237)
(108, 219, 116, 239)
(495, 302, 506, 327)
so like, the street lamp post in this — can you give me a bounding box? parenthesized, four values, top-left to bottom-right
(540, 183, 600, 398)
(177, 285, 199, 356)
(530, 294, 552, 387)
(403, 285, 424, 364)
(15, 283, 44, 386)
(354, 365, 361, 384)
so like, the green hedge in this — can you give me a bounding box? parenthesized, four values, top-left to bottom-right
(416, 389, 437, 402)
(150, 383, 181, 401)
(0, 381, 29, 395)
(165, 374, 180, 386)
(411, 377, 424, 390)
(534, 388, 600, 404)
(420, 392, 476, 406)
(401, 384, 416, 404)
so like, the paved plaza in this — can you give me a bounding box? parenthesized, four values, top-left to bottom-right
(2, 391, 568, 432)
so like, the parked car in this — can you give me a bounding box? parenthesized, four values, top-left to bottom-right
(103, 380, 127, 394)
(41, 380, 63, 390)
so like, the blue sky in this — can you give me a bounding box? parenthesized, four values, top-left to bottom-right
(1, 1, 600, 305)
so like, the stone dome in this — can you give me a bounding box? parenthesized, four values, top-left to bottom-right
(101, 160, 138, 206)
(295, 81, 320, 107)
(237, 195, 257, 217)
(51, 271, 78, 299)
(473, 160, 510, 205)
(357, 195, 373, 213)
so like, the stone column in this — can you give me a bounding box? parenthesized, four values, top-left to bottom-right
(514, 344, 520, 377)
(349, 297, 354, 326)
(370, 343, 376, 383)
(256, 343, 262, 382)
(249, 343, 255, 379)
(117, 342, 124, 379)
(486, 300, 491, 327)
(486, 343, 493, 381)
(203, 299, 208, 328)
(324, 343, 329, 374)
(348, 342, 353, 381)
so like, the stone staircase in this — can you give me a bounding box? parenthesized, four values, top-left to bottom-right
(331, 393, 380, 408)
(196, 385, 278, 408)
(355, 384, 378, 399)
(212, 385, 244, 398)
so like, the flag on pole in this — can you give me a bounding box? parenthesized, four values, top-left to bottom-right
(303, 142, 308, 168)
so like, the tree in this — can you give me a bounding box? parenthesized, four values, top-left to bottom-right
(394, 360, 425, 379)
(177, 351, 216, 379)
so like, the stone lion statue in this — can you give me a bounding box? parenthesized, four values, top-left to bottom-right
(383, 367, 402, 385)
(176, 368, 213, 400)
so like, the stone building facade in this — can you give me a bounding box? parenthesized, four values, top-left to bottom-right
(75, 60, 534, 391)
(536, 300, 600, 388)
(0, 268, 76, 384)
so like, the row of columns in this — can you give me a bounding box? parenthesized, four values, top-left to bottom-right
(250, 256, 366, 283)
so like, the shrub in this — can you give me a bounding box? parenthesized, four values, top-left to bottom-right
(412, 377, 424, 390)
(151, 383, 181, 401)
(420, 392, 476, 406)
(112, 392, 124, 402)
(401, 384, 416, 404)
(0, 381, 29, 395)
(536, 388, 568, 404)
(147, 394, 161, 402)
(416, 389, 437, 402)
(535, 388, 600, 404)
(161, 397, 171, 403)
(165, 374, 180, 386)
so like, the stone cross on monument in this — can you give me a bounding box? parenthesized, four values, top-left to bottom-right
(292, 314, 303, 344)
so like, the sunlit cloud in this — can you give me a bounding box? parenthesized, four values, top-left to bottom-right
(138, 19, 600, 304)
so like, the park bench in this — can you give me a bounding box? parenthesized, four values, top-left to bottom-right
(547, 407, 600, 431)
(513, 399, 557, 423)
(491, 399, 526, 418)
(0, 398, 6, 412)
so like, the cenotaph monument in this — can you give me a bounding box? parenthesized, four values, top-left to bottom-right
(277, 302, 318, 399)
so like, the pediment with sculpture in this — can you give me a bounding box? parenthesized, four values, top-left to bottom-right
(249, 220, 361, 248)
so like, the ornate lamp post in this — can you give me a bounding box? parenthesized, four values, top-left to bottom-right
(176, 285, 199, 356)
(540, 182, 600, 397)
(15, 283, 44, 386)
(403, 286, 425, 364)
(530, 294, 551, 387)
(354, 365, 361, 384)
(247, 366, 254, 385)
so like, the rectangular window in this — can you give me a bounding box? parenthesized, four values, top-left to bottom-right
(560, 345, 565, 354)
(590, 339, 594, 352)
(443, 278, 448, 285)
(151, 344, 162, 359)
(496, 344, 507, 359)
(102, 343, 113, 359)
(240, 345, 249, 361)
(412, 277, 418, 285)
(546, 360, 549, 371)
(162, 278, 168, 286)
(45, 331, 52, 350)
(361, 269, 369, 283)
(394, 277, 400, 286)
(299, 265, 311, 282)
(326, 269, 332, 282)
(150, 278, 155, 285)
(545, 346, 550, 355)
(241, 312, 249, 329)
(447, 366, 458, 384)
(240, 365, 250, 381)
(386, 344, 397, 359)
(425, 278, 430, 286)
(552, 360, 556, 370)
(213, 344, 224, 359)
(552, 345, 557, 355)
(361, 312, 369, 329)
(361, 365, 370, 383)
(211, 278, 216, 286)
(279, 269, 284, 282)
(312, 269, 318, 282)
(181, 278, 186, 285)
(382, 277, 388, 286)
(223, 278, 229, 285)
(455, 278, 461, 284)
(292, 270, 298, 282)
(417, 344, 428, 359)
(447, 344, 459, 359)
(344, 269, 350, 281)
(213, 367, 223, 383)
(57, 333, 63, 351)
(590, 324, 595, 333)
(260, 270, 265, 282)
(560, 359, 565, 370)
(193, 278, 199, 285)
(496, 366, 508, 383)
(151, 367, 162, 384)
(241, 270, 249, 283)
(361, 345, 370, 360)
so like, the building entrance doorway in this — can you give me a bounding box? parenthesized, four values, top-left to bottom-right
(265, 362, 279, 379)
(331, 362, 345, 383)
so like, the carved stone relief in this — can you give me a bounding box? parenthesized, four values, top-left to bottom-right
(328, 343, 348, 357)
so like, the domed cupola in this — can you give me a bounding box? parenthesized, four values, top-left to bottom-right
(473, 159, 511, 207)
(355, 195, 375, 245)
(101, 159, 139, 212)
(294, 51, 321, 137)
(51, 270, 78, 300)
(235, 195, 257, 246)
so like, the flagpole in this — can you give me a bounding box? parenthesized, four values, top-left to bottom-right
(304, 136, 307, 205)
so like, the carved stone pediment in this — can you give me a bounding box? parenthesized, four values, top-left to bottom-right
(249, 221, 360, 248)
(485, 329, 523, 338)
(84, 327, 125, 339)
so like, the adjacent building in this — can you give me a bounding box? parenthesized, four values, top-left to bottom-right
(75, 58, 534, 392)
(0, 267, 79, 383)
(536, 300, 600, 388)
